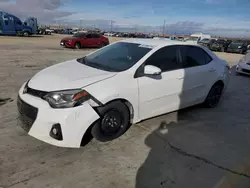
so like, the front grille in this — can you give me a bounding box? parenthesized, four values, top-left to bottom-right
(242, 69, 250, 74)
(26, 87, 47, 98)
(17, 95, 38, 132)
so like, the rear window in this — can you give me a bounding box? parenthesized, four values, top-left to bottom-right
(77, 42, 151, 72)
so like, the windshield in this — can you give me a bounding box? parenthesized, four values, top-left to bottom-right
(73, 32, 86, 37)
(201, 38, 210, 41)
(187, 37, 199, 41)
(231, 41, 244, 45)
(77, 42, 152, 72)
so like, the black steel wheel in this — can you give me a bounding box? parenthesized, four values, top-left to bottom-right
(91, 101, 130, 142)
(203, 83, 224, 108)
(101, 109, 123, 135)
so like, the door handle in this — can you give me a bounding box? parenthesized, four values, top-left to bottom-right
(208, 68, 216, 72)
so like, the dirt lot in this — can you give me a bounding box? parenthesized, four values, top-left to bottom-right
(1, 34, 250, 188)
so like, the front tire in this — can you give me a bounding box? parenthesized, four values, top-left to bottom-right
(23, 31, 29, 37)
(75, 42, 81, 49)
(91, 101, 130, 142)
(203, 82, 224, 108)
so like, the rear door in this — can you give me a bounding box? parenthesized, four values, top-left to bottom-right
(84, 34, 95, 47)
(179, 45, 216, 107)
(91, 34, 101, 47)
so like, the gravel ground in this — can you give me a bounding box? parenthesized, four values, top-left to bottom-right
(0, 35, 250, 188)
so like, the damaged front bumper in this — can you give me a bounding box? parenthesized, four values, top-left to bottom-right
(17, 83, 100, 148)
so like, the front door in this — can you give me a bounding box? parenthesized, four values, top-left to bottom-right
(91, 34, 101, 47)
(137, 45, 185, 120)
(2, 14, 15, 35)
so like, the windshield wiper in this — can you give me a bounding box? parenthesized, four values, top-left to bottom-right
(86, 61, 118, 72)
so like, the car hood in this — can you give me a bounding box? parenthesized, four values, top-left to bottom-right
(199, 41, 210, 44)
(185, 40, 198, 44)
(61, 37, 75, 41)
(239, 62, 250, 69)
(28, 59, 117, 91)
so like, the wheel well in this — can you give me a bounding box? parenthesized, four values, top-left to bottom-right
(103, 99, 134, 124)
(75, 41, 81, 46)
(81, 99, 134, 145)
(214, 80, 224, 87)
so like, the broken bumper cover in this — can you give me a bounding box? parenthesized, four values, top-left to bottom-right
(17, 83, 100, 148)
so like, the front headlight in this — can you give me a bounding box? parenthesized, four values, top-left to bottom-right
(238, 46, 242, 48)
(43, 89, 90, 108)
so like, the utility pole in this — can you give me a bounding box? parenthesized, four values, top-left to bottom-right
(80, 20, 83, 29)
(163, 20, 166, 36)
(110, 20, 114, 32)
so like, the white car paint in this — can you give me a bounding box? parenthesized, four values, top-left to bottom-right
(236, 52, 250, 75)
(28, 60, 117, 91)
(18, 39, 230, 148)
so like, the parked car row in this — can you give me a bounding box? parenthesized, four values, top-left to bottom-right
(198, 38, 250, 54)
(102, 32, 152, 38)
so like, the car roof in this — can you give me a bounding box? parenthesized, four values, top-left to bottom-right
(119, 38, 219, 60)
(120, 38, 196, 48)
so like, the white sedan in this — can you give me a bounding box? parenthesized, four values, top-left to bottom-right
(17, 39, 231, 148)
(236, 51, 250, 75)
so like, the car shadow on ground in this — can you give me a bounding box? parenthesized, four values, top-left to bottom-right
(135, 65, 250, 188)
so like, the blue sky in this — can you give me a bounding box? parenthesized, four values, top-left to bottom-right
(1, 0, 250, 36)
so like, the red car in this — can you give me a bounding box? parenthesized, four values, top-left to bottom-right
(60, 32, 109, 49)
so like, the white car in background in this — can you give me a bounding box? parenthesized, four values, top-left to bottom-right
(17, 39, 230, 148)
(104, 32, 115, 37)
(236, 50, 250, 75)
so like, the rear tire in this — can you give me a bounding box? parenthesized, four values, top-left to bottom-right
(91, 101, 131, 142)
(203, 82, 224, 108)
(99, 43, 106, 48)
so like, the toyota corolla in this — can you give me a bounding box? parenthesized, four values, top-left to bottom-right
(17, 39, 231, 148)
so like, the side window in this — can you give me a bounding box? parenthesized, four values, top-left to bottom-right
(86, 34, 93, 38)
(145, 46, 182, 72)
(181, 46, 212, 68)
(92, 34, 100, 38)
(3, 15, 9, 25)
(16, 19, 22, 25)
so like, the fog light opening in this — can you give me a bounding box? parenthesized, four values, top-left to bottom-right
(50, 123, 63, 141)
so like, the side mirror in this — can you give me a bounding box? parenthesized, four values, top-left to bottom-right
(144, 65, 162, 75)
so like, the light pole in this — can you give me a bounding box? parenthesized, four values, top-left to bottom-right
(110, 20, 114, 32)
(163, 20, 166, 35)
